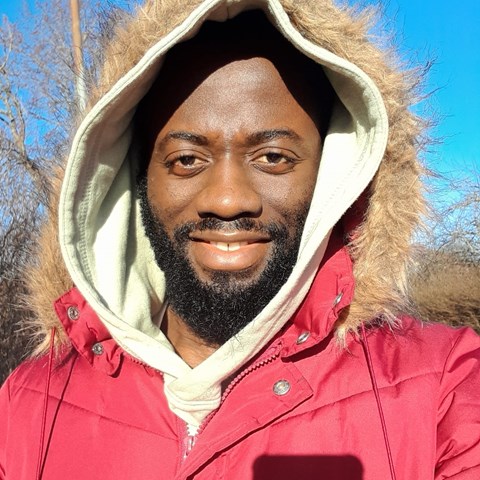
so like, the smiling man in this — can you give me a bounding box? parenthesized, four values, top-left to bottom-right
(135, 21, 332, 362)
(1, 2, 479, 479)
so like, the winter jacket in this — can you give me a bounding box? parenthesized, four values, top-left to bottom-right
(2, 234, 479, 479)
(1, 0, 479, 479)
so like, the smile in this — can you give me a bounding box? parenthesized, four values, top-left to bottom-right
(187, 231, 271, 272)
(189, 229, 271, 246)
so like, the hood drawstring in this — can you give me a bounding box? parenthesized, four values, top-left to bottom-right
(36, 327, 56, 480)
(361, 323, 397, 480)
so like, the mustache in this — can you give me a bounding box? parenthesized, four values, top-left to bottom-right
(173, 218, 287, 242)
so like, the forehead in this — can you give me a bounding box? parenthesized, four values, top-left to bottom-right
(158, 56, 323, 147)
(143, 53, 324, 147)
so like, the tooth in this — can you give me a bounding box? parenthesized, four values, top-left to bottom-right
(210, 241, 248, 251)
(211, 242, 229, 251)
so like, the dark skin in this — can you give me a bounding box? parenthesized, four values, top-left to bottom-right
(144, 50, 325, 367)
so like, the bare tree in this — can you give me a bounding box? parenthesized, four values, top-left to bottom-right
(0, 0, 115, 383)
(410, 168, 480, 332)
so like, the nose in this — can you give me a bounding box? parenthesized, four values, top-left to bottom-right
(195, 159, 262, 220)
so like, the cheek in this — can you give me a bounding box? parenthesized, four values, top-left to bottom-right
(147, 167, 200, 224)
(251, 164, 319, 216)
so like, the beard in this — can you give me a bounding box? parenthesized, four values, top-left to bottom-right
(137, 174, 309, 346)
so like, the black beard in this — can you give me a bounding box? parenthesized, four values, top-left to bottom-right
(137, 175, 309, 346)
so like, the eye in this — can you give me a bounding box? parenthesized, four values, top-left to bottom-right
(175, 155, 198, 167)
(253, 152, 298, 173)
(165, 154, 208, 176)
(261, 153, 289, 164)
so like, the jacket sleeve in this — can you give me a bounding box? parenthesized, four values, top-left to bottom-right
(435, 327, 480, 479)
(0, 376, 10, 480)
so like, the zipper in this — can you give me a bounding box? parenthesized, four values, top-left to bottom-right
(123, 354, 198, 463)
(180, 340, 283, 461)
(126, 343, 283, 461)
(219, 343, 282, 405)
(124, 352, 165, 378)
(182, 429, 197, 461)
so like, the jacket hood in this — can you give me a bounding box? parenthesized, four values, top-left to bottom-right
(26, 0, 424, 425)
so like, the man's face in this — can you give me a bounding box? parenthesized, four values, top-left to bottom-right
(139, 51, 324, 346)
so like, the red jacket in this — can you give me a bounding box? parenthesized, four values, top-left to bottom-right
(1, 244, 479, 479)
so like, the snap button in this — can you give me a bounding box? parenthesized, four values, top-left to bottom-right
(67, 306, 79, 321)
(296, 331, 310, 344)
(332, 292, 343, 307)
(273, 380, 291, 396)
(92, 343, 104, 355)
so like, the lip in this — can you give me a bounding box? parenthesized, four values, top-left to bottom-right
(188, 230, 271, 273)
(189, 230, 271, 243)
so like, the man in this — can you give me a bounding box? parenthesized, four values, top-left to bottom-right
(1, 1, 479, 479)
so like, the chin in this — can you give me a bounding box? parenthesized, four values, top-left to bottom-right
(196, 264, 268, 292)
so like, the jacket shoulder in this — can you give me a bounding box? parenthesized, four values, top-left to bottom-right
(395, 318, 480, 478)
(369, 316, 480, 367)
(1, 347, 78, 401)
(2, 354, 50, 394)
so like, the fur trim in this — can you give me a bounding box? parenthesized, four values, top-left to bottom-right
(25, 171, 73, 353)
(26, 0, 426, 350)
(278, 0, 426, 336)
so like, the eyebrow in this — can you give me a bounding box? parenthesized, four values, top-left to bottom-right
(245, 129, 302, 146)
(157, 131, 209, 149)
(157, 128, 302, 149)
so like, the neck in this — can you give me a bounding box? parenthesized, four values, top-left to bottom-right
(161, 307, 219, 368)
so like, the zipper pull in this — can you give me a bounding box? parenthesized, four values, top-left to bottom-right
(182, 433, 197, 460)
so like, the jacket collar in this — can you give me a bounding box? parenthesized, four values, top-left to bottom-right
(54, 288, 122, 376)
(280, 230, 355, 358)
(54, 229, 354, 373)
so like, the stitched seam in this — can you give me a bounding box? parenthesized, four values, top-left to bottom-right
(272, 370, 442, 420)
(11, 385, 176, 440)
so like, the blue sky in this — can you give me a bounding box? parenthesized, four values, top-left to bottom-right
(1, 0, 479, 180)
(365, 0, 480, 180)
